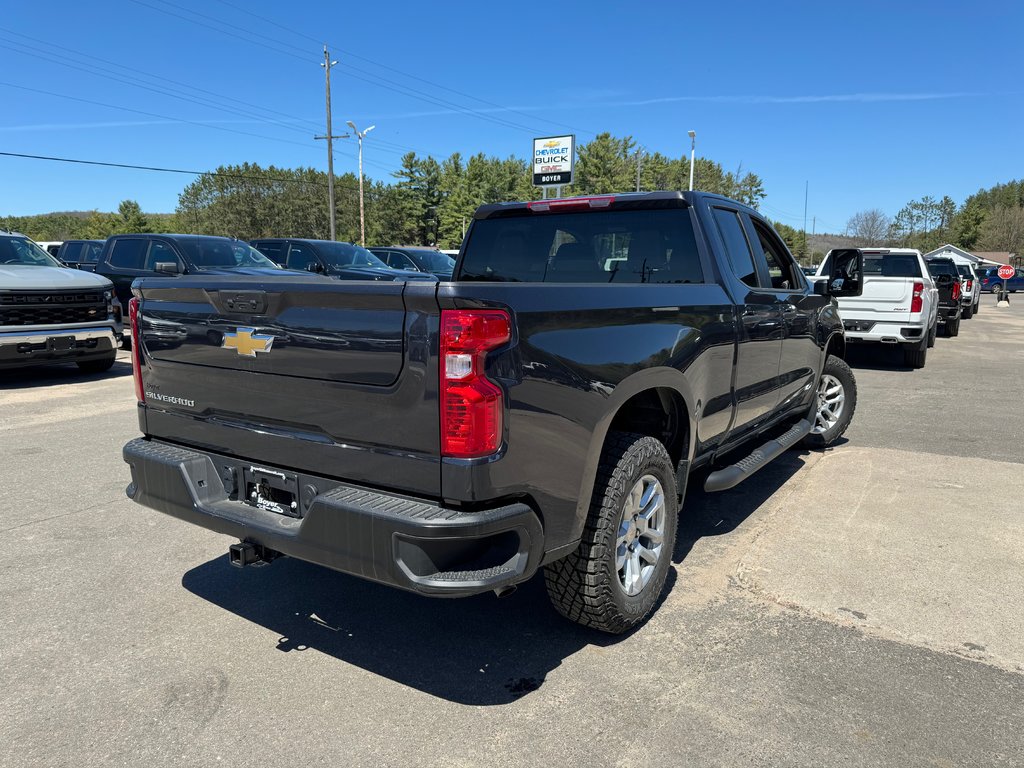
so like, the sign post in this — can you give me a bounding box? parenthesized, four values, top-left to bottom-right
(533, 135, 575, 194)
(997, 264, 1015, 305)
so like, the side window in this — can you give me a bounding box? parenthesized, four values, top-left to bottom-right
(145, 241, 178, 270)
(393, 252, 417, 270)
(254, 241, 286, 265)
(286, 244, 313, 270)
(108, 239, 148, 269)
(750, 219, 802, 290)
(83, 243, 103, 263)
(712, 208, 758, 288)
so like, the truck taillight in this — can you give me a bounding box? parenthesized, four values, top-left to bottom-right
(129, 297, 144, 404)
(965, 279, 973, 291)
(911, 281, 924, 313)
(440, 309, 511, 458)
(952, 281, 961, 300)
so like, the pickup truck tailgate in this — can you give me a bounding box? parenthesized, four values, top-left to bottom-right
(135, 277, 441, 496)
(838, 277, 916, 323)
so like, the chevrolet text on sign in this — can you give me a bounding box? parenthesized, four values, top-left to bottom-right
(533, 135, 574, 186)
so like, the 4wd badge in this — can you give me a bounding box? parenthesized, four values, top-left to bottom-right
(223, 327, 274, 357)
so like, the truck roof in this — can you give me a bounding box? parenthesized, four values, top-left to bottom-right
(473, 190, 754, 220)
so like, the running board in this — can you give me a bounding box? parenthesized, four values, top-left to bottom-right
(703, 419, 811, 493)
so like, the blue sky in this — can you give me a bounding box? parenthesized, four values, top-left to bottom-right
(1, 0, 1021, 233)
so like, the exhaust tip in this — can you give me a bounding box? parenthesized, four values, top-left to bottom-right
(494, 585, 517, 599)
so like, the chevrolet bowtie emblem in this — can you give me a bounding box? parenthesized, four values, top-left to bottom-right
(222, 327, 274, 357)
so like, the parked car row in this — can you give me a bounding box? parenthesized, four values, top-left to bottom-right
(815, 247, 987, 369)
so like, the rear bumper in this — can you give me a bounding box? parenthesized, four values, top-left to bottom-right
(122, 438, 544, 597)
(843, 320, 925, 345)
(0, 326, 118, 369)
(936, 304, 961, 323)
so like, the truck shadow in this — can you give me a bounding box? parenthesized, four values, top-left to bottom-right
(0, 358, 132, 389)
(180, 447, 820, 705)
(674, 448, 814, 562)
(843, 345, 915, 372)
(181, 554, 645, 706)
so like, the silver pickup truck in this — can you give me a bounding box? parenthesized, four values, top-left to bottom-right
(1, 232, 122, 373)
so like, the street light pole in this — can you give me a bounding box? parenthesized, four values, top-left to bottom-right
(346, 121, 375, 247)
(315, 45, 349, 241)
(688, 130, 696, 191)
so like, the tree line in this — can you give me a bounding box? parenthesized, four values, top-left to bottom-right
(844, 180, 1024, 260)
(3, 132, 767, 248)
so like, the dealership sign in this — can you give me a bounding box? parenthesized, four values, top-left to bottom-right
(533, 135, 574, 186)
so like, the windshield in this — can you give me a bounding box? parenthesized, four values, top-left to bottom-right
(176, 237, 281, 270)
(411, 249, 456, 272)
(316, 241, 388, 268)
(0, 237, 62, 267)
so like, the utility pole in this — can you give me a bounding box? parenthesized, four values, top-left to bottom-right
(802, 181, 809, 261)
(688, 130, 696, 191)
(635, 146, 644, 192)
(314, 46, 348, 241)
(346, 121, 375, 246)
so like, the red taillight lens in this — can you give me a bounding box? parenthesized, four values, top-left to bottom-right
(966, 279, 973, 291)
(952, 281, 961, 300)
(440, 309, 511, 458)
(911, 281, 924, 313)
(527, 196, 614, 212)
(129, 297, 144, 404)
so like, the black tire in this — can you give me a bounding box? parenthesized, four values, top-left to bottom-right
(544, 432, 679, 634)
(946, 316, 960, 337)
(926, 322, 936, 348)
(76, 354, 116, 374)
(903, 339, 927, 368)
(803, 355, 857, 448)
(962, 303, 973, 320)
(973, 298, 981, 315)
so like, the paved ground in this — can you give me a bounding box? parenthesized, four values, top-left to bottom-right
(2, 295, 1022, 767)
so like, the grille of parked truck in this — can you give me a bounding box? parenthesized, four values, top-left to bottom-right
(121, 192, 862, 633)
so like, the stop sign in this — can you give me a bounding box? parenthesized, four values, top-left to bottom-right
(997, 264, 1016, 280)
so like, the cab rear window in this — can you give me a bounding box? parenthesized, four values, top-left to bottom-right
(862, 254, 922, 278)
(459, 209, 703, 284)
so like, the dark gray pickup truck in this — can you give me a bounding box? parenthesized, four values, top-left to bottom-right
(123, 192, 863, 633)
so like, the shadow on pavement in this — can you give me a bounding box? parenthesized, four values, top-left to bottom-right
(674, 448, 813, 563)
(0, 358, 132, 390)
(844, 344, 915, 372)
(181, 446, 821, 704)
(182, 555, 638, 706)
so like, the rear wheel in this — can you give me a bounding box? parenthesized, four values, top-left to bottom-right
(962, 303, 974, 320)
(903, 338, 927, 368)
(946, 316, 960, 337)
(76, 354, 116, 374)
(544, 432, 678, 634)
(926, 322, 937, 348)
(973, 298, 981, 315)
(803, 355, 857, 448)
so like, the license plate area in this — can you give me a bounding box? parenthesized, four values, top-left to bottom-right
(48, 336, 75, 352)
(243, 465, 300, 518)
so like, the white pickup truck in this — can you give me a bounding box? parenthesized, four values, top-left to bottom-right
(818, 248, 938, 369)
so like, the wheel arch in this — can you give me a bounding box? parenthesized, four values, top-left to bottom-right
(569, 368, 696, 544)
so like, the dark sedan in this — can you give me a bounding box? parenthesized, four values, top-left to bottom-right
(251, 239, 436, 282)
(369, 246, 455, 279)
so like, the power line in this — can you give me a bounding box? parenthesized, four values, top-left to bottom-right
(0, 150, 364, 192)
(210, 0, 597, 138)
(130, 0, 570, 137)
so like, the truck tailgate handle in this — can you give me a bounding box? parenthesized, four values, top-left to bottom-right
(222, 291, 268, 315)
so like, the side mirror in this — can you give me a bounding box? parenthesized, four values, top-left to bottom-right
(155, 261, 181, 274)
(826, 248, 863, 297)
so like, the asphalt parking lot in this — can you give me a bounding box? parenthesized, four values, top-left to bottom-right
(2, 296, 1022, 768)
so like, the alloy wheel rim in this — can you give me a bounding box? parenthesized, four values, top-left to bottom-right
(615, 474, 666, 596)
(811, 373, 845, 434)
